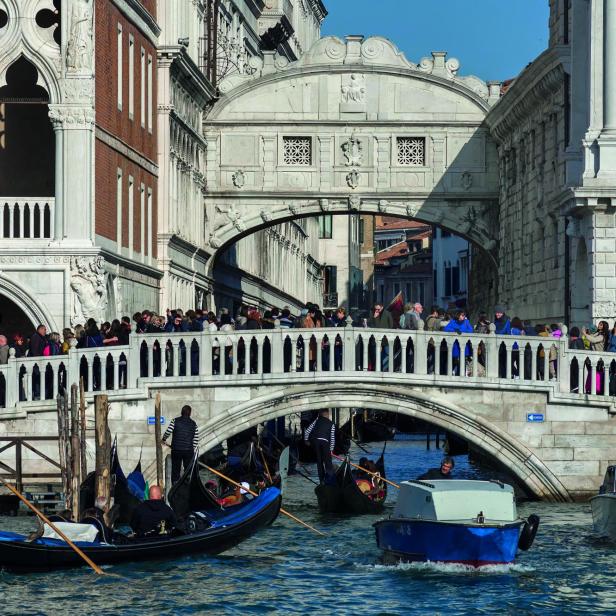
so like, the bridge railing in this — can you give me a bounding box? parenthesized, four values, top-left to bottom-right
(0, 326, 614, 410)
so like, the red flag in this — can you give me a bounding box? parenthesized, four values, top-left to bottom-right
(387, 291, 404, 315)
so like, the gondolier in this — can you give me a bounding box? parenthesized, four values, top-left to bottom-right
(304, 410, 336, 483)
(162, 405, 199, 483)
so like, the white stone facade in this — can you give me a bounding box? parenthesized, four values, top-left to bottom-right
(480, 0, 616, 326)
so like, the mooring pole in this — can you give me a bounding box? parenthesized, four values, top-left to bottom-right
(70, 383, 81, 520)
(94, 394, 111, 508)
(154, 392, 163, 489)
(79, 377, 87, 481)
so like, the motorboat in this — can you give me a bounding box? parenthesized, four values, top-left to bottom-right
(591, 466, 616, 540)
(373, 479, 539, 567)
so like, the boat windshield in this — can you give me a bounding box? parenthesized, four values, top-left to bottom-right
(600, 466, 616, 494)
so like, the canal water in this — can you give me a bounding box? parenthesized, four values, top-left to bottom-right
(0, 436, 612, 615)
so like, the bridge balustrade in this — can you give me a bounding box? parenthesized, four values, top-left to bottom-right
(0, 326, 613, 410)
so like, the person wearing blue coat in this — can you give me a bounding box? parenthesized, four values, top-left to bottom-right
(444, 311, 473, 375)
(493, 305, 511, 335)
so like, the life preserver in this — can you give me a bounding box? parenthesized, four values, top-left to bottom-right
(518, 514, 540, 551)
(355, 478, 372, 494)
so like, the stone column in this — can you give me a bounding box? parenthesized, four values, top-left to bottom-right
(51, 120, 64, 241)
(603, 0, 616, 130)
(597, 0, 616, 177)
(48, 105, 95, 244)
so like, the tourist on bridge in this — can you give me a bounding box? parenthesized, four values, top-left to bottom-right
(304, 409, 336, 484)
(401, 302, 423, 330)
(493, 306, 511, 335)
(443, 311, 473, 375)
(162, 405, 200, 483)
(418, 456, 455, 480)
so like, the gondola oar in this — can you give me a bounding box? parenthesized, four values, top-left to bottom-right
(256, 440, 273, 484)
(0, 477, 106, 575)
(199, 462, 326, 537)
(332, 454, 400, 489)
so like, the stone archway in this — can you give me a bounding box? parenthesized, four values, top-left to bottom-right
(203, 35, 501, 295)
(0, 275, 55, 332)
(196, 382, 570, 502)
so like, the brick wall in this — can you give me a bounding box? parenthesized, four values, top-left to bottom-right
(95, 140, 157, 259)
(94, 0, 158, 258)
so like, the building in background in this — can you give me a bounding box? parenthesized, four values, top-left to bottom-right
(374, 218, 432, 308)
(317, 214, 362, 311)
(359, 214, 375, 308)
(432, 227, 470, 311)
(0, 0, 160, 333)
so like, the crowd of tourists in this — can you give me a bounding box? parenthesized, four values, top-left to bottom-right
(1, 301, 616, 361)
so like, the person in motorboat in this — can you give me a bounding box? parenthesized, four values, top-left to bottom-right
(418, 456, 455, 480)
(130, 485, 177, 537)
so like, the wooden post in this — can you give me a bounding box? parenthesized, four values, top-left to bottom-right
(70, 383, 81, 521)
(154, 393, 163, 488)
(15, 440, 22, 494)
(56, 393, 71, 510)
(94, 394, 111, 507)
(79, 377, 87, 481)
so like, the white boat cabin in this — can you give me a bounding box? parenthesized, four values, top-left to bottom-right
(393, 480, 517, 523)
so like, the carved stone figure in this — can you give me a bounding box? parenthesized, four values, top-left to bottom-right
(346, 170, 360, 189)
(461, 171, 473, 191)
(232, 170, 246, 188)
(341, 134, 363, 167)
(341, 74, 366, 104)
(66, 0, 93, 71)
(70, 255, 108, 325)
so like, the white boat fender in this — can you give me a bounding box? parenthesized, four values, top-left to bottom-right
(518, 514, 540, 551)
(476, 511, 485, 524)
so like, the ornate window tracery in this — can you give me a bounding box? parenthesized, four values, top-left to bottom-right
(283, 136, 312, 165)
(396, 137, 425, 166)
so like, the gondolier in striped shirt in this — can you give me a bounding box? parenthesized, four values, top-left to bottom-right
(162, 405, 199, 483)
(304, 409, 336, 484)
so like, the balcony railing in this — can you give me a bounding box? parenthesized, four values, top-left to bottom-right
(0, 198, 54, 240)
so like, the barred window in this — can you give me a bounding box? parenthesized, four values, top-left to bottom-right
(397, 137, 425, 166)
(283, 136, 312, 165)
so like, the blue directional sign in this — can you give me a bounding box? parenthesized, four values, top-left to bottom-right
(526, 413, 544, 423)
(147, 416, 165, 425)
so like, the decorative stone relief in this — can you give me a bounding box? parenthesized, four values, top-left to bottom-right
(70, 256, 108, 325)
(341, 73, 366, 104)
(213, 203, 245, 233)
(66, 0, 93, 72)
(461, 171, 473, 191)
(406, 202, 420, 217)
(63, 79, 94, 103)
(319, 198, 331, 212)
(348, 196, 361, 210)
(232, 170, 245, 188)
(346, 170, 360, 189)
(48, 106, 95, 128)
(260, 210, 272, 223)
(341, 134, 363, 167)
(378, 199, 389, 213)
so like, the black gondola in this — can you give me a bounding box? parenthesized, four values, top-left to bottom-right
(79, 439, 143, 524)
(0, 487, 281, 572)
(315, 446, 387, 514)
(340, 415, 396, 444)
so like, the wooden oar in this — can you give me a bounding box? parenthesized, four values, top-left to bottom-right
(0, 477, 105, 575)
(256, 441, 273, 484)
(332, 454, 400, 489)
(199, 462, 326, 537)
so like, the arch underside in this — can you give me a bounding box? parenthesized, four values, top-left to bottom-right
(197, 383, 570, 502)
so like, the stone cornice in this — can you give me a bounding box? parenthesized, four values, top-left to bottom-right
(160, 46, 217, 104)
(486, 47, 565, 143)
(307, 0, 328, 21)
(95, 126, 159, 176)
(110, 0, 161, 45)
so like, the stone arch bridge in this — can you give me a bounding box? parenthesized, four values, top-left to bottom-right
(202, 35, 502, 286)
(0, 327, 615, 501)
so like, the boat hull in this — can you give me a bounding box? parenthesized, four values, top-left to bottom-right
(591, 494, 616, 540)
(0, 488, 281, 572)
(374, 518, 524, 567)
